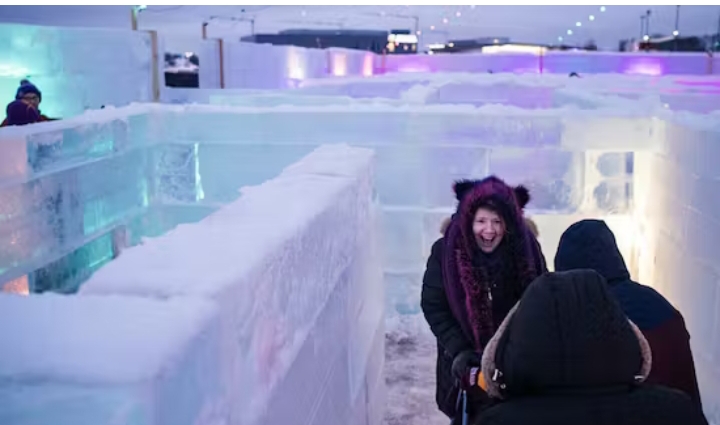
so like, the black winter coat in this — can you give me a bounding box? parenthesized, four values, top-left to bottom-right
(474, 270, 708, 425)
(422, 238, 475, 418)
(421, 238, 540, 418)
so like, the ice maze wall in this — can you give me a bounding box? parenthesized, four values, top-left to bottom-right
(0, 24, 154, 119)
(2, 94, 720, 422)
(633, 118, 720, 424)
(382, 51, 720, 76)
(0, 136, 385, 425)
(162, 42, 376, 104)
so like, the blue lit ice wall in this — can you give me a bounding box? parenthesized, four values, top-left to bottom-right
(0, 23, 153, 119)
(0, 109, 317, 295)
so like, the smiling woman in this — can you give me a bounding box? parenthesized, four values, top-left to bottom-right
(420, 175, 547, 422)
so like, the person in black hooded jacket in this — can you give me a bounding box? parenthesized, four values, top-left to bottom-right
(474, 269, 708, 425)
(554, 219, 703, 410)
(421, 176, 547, 421)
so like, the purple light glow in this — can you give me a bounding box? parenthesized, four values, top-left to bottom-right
(382, 52, 720, 77)
(623, 60, 663, 76)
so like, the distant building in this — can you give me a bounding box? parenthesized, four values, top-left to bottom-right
(636, 35, 707, 52)
(429, 37, 510, 54)
(240, 29, 417, 54)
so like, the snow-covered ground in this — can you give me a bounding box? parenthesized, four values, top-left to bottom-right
(384, 315, 448, 425)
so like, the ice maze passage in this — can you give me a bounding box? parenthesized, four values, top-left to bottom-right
(1, 72, 720, 424)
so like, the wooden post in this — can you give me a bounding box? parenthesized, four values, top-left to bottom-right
(218, 39, 225, 89)
(202, 22, 208, 40)
(131, 7, 138, 31)
(149, 30, 161, 101)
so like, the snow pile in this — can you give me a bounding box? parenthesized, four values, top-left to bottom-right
(0, 293, 221, 425)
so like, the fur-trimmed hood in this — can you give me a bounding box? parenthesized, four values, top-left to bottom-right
(481, 269, 652, 399)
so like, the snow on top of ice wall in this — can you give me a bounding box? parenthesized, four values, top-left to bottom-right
(294, 72, 720, 113)
(81, 143, 373, 298)
(278, 143, 375, 179)
(171, 99, 654, 118)
(82, 176, 352, 298)
(0, 293, 217, 384)
(0, 103, 158, 138)
(0, 24, 154, 119)
(300, 68, 720, 91)
(0, 102, 162, 185)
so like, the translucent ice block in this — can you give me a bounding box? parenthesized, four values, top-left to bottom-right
(407, 113, 564, 148)
(0, 24, 152, 118)
(421, 145, 490, 208)
(380, 207, 425, 272)
(0, 293, 222, 425)
(0, 148, 151, 284)
(487, 147, 585, 212)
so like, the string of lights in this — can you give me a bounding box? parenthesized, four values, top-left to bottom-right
(557, 6, 606, 44)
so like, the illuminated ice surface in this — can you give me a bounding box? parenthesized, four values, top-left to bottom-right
(0, 24, 153, 119)
(1, 69, 720, 425)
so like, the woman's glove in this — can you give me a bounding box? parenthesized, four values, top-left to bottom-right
(451, 350, 482, 389)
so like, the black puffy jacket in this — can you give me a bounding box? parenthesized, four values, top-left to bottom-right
(474, 270, 708, 425)
(554, 219, 702, 409)
(421, 237, 541, 419)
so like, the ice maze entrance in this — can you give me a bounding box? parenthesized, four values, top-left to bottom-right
(1, 77, 719, 425)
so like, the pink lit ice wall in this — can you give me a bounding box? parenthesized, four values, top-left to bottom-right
(381, 51, 720, 77)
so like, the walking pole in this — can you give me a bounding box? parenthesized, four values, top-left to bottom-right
(461, 389, 469, 425)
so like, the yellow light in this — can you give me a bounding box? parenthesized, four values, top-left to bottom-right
(2, 276, 29, 296)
